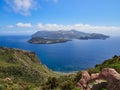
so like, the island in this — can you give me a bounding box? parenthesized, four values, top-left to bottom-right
(28, 30, 110, 44)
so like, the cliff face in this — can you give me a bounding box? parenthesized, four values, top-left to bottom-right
(0, 47, 56, 89)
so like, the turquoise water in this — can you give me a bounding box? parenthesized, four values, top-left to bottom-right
(0, 36, 120, 72)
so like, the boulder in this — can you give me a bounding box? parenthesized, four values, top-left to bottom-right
(77, 71, 91, 90)
(77, 68, 120, 90)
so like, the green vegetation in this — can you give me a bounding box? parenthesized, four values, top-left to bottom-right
(87, 55, 120, 74)
(0, 47, 57, 90)
(0, 47, 120, 90)
(42, 72, 82, 90)
(42, 55, 120, 90)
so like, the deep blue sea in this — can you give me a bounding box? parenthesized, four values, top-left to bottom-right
(0, 36, 120, 72)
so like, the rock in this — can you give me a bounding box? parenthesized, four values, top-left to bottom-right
(91, 73, 100, 80)
(100, 68, 120, 90)
(77, 68, 120, 90)
(3, 77, 12, 82)
(77, 71, 91, 90)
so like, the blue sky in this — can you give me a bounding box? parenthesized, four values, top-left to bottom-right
(0, 0, 120, 35)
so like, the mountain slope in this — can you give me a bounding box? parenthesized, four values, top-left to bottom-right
(0, 47, 57, 89)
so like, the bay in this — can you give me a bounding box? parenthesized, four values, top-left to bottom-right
(0, 35, 120, 72)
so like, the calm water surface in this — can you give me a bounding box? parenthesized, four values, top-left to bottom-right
(0, 36, 120, 72)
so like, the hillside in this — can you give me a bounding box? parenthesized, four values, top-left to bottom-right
(42, 56, 120, 90)
(38, 55, 120, 90)
(0, 47, 57, 89)
(87, 55, 120, 74)
(0, 47, 120, 90)
(28, 30, 110, 44)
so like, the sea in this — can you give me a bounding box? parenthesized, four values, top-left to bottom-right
(0, 35, 120, 72)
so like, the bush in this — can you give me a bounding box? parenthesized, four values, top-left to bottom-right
(60, 80, 74, 90)
(74, 71, 82, 82)
(43, 77, 58, 90)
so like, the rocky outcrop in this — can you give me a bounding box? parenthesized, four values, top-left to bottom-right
(77, 68, 120, 90)
(77, 71, 91, 90)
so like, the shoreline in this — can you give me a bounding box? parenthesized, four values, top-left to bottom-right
(54, 71, 79, 75)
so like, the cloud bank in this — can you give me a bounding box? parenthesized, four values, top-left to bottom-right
(36, 23, 120, 31)
(1, 22, 120, 36)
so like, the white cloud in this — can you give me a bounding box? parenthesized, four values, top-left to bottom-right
(16, 22, 32, 28)
(36, 23, 120, 36)
(37, 23, 120, 31)
(37, 23, 65, 30)
(5, 0, 38, 16)
(4, 0, 59, 16)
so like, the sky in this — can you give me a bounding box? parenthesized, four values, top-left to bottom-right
(0, 0, 120, 36)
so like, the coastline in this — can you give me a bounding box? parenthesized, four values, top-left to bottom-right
(54, 71, 78, 75)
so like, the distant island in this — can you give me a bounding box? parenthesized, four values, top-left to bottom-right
(28, 30, 110, 44)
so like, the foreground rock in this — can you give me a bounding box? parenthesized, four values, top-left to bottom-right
(77, 68, 120, 90)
